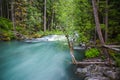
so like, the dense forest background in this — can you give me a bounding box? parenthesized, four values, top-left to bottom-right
(0, 0, 120, 44)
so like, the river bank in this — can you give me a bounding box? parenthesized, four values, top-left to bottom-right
(76, 58, 120, 80)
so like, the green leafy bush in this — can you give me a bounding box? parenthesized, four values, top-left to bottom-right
(85, 48, 100, 58)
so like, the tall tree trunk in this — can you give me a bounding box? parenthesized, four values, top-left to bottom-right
(44, 0, 46, 32)
(11, 0, 15, 32)
(92, 0, 105, 45)
(0, 1, 3, 17)
(7, 1, 9, 19)
(92, 0, 110, 59)
(105, 0, 108, 43)
(97, 0, 99, 3)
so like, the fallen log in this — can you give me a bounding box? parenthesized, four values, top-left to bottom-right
(86, 45, 120, 52)
(103, 45, 120, 52)
(76, 61, 115, 65)
(104, 45, 120, 48)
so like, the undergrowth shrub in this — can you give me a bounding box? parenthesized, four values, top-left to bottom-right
(85, 48, 100, 58)
(110, 53, 120, 67)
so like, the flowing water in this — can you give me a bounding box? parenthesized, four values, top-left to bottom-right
(0, 41, 84, 80)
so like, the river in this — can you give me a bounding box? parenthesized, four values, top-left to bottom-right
(0, 41, 84, 80)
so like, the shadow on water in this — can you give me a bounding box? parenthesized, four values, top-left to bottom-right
(0, 41, 84, 80)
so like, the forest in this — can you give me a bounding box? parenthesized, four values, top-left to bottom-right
(0, 0, 119, 42)
(0, 0, 120, 80)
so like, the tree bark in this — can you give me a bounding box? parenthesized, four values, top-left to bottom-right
(92, 0, 109, 57)
(11, 0, 15, 32)
(7, 1, 9, 19)
(0, 1, 3, 17)
(62, 27, 77, 64)
(44, 0, 46, 32)
(92, 0, 105, 45)
(97, 0, 99, 3)
(103, 45, 120, 52)
(65, 34, 77, 64)
(105, 0, 108, 43)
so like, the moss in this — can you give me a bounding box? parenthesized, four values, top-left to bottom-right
(32, 33, 42, 38)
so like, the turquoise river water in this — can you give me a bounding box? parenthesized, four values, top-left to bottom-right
(0, 41, 84, 80)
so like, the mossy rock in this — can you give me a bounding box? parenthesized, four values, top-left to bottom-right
(2, 37, 11, 41)
(33, 33, 41, 38)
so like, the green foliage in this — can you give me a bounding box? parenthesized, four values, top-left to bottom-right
(55, 0, 93, 43)
(0, 17, 13, 30)
(0, 17, 15, 41)
(38, 30, 63, 36)
(110, 53, 120, 67)
(16, 26, 24, 32)
(14, 0, 27, 28)
(85, 48, 100, 58)
(107, 0, 120, 42)
(116, 34, 120, 42)
(26, 1, 41, 32)
(73, 0, 93, 43)
(101, 56, 106, 60)
(1, 0, 119, 43)
(114, 57, 120, 67)
(0, 29, 15, 41)
(100, 24, 105, 30)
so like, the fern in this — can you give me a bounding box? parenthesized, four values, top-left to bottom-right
(0, 17, 13, 30)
